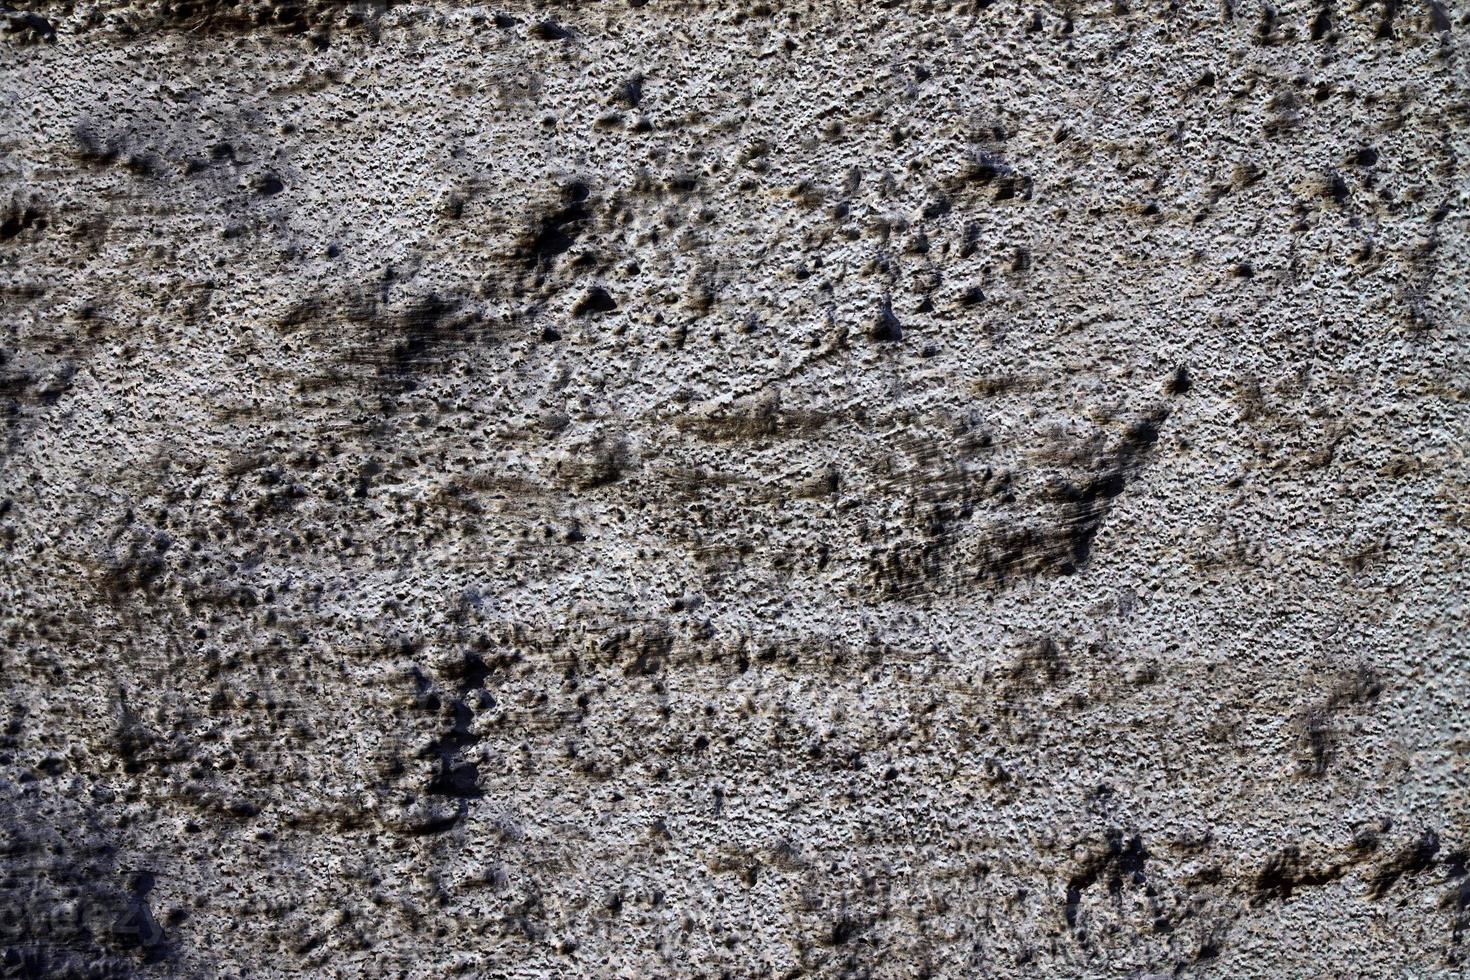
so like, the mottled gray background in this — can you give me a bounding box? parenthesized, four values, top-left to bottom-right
(1, 1, 1468, 976)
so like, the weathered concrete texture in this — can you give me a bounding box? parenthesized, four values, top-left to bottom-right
(1, 0, 1468, 975)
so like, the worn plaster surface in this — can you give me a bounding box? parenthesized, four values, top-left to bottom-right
(1, 0, 1468, 976)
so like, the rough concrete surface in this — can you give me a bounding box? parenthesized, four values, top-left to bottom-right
(1, 0, 1468, 976)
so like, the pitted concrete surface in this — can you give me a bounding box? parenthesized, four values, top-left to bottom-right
(1, 1, 1468, 976)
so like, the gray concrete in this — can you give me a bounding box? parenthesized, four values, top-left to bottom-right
(1, 1, 1467, 975)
